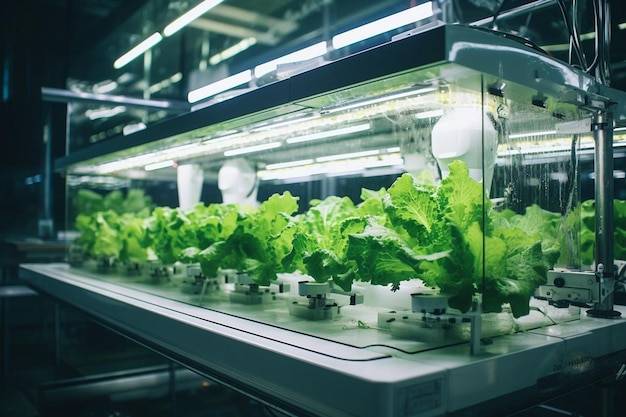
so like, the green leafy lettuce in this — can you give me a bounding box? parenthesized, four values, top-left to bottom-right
(196, 192, 299, 285)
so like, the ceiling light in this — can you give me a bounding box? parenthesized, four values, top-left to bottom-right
(188, 69, 252, 103)
(252, 114, 321, 133)
(285, 123, 370, 144)
(258, 153, 403, 180)
(201, 131, 246, 145)
(508, 130, 557, 139)
(224, 142, 281, 156)
(332, 2, 433, 50)
(145, 160, 175, 171)
(210, 37, 257, 65)
(85, 106, 126, 120)
(163, 0, 224, 37)
(323, 87, 435, 113)
(316, 149, 380, 162)
(148, 72, 183, 94)
(92, 80, 118, 94)
(254, 41, 328, 78)
(113, 32, 162, 69)
(265, 159, 315, 170)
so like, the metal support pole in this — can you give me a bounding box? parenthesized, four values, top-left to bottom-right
(588, 110, 620, 318)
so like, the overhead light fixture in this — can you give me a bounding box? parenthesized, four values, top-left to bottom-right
(85, 106, 126, 120)
(188, 69, 252, 103)
(114, 32, 163, 69)
(324, 87, 435, 113)
(94, 143, 198, 174)
(332, 1, 433, 49)
(508, 130, 557, 139)
(145, 160, 175, 171)
(201, 130, 246, 145)
(92, 80, 118, 94)
(316, 149, 380, 162)
(148, 72, 183, 94)
(251, 113, 320, 133)
(258, 152, 403, 180)
(265, 159, 315, 170)
(254, 41, 328, 78)
(164, 0, 224, 37)
(285, 123, 371, 144)
(224, 141, 281, 156)
(210, 37, 257, 65)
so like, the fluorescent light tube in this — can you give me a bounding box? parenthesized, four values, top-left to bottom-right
(286, 123, 370, 144)
(148, 72, 183, 94)
(145, 160, 175, 171)
(92, 80, 118, 94)
(86, 106, 126, 120)
(265, 159, 315, 170)
(188, 69, 252, 103)
(258, 154, 403, 180)
(210, 37, 257, 65)
(509, 130, 557, 139)
(224, 142, 281, 156)
(325, 87, 435, 113)
(254, 41, 328, 78)
(316, 149, 380, 162)
(114, 32, 163, 69)
(332, 2, 433, 49)
(164, 0, 224, 37)
(252, 113, 320, 133)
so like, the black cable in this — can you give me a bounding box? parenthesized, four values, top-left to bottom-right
(555, 0, 586, 69)
(585, 0, 600, 73)
(491, 0, 506, 29)
(571, 0, 589, 69)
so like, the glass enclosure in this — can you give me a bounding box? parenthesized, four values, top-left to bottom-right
(57, 24, 626, 354)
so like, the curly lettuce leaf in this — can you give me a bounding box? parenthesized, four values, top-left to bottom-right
(287, 196, 365, 289)
(197, 192, 299, 284)
(347, 217, 447, 291)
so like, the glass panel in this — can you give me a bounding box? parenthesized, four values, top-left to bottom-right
(63, 49, 609, 354)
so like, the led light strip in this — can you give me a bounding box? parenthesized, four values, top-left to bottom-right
(224, 141, 282, 156)
(113, 0, 223, 69)
(145, 160, 175, 171)
(113, 33, 163, 69)
(259, 152, 403, 180)
(323, 87, 436, 114)
(332, 2, 433, 49)
(286, 123, 371, 144)
(210, 38, 257, 65)
(164, 0, 224, 37)
(188, 70, 252, 103)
